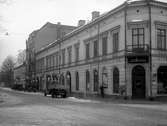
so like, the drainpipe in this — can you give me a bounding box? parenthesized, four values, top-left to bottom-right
(147, 0, 153, 98)
(124, 1, 128, 99)
(57, 25, 61, 84)
(97, 22, 100, 95)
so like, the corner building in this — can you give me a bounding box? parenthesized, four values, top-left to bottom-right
(35, 0, 167, 99)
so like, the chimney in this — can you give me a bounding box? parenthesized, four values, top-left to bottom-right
(78, 20, 86, 27)
(92, 11, 100, 21)
(57, 22, 61, 25)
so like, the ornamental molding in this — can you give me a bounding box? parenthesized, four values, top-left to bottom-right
(154, 21, 167, 29)
(74, 42, 80, 48)
(127, 20, 149, 29)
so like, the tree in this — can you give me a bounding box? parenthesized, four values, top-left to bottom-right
(0, 55, 15, 87)
(17, 49, 26, 65)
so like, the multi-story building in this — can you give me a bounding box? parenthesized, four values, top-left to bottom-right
(35, 0, 167, 99)
(14, 63, 26, 87)
(26, 22, 76, 89)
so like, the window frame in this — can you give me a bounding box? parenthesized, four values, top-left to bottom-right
(93, 40, 99, 57)
(157, 28, 166, 50)
(132, 28, 145, 47)
(85, 43, 90, 59)
(102, 36, 108, 55)
(113, 32, 119, 53)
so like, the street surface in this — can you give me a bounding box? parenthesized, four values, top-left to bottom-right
(0, 88, 167, 126)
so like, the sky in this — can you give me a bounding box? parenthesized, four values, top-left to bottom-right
(0, 0, 166, 66)
(0, 0, 127, 66)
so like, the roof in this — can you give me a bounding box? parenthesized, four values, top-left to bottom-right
(36, 0, 167, 54)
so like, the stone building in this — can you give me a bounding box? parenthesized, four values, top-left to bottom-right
(26, 22, 76, 87)
(34, 0, 167, 99)
(14, 64, 26, 87)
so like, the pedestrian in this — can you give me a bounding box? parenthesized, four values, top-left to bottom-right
(100, 85, 104, 98)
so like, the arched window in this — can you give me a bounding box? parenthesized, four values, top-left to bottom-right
(86, 70, 90, 91)
(76, 72, 79, 90)
(113, 67, 119, 93)
(94, 69, 99, 92)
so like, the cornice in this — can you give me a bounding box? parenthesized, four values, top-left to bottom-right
(35, 0, 167, 56)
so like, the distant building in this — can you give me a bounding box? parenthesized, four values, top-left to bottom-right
(14, 63, 26, 87)
(26, 22, 76, 89)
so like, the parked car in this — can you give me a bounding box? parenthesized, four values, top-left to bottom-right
(44, 81, 67, 98)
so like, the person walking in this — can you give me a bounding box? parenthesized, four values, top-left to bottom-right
(100, 85, 104, 98)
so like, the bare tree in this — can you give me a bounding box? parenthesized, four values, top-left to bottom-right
(0, 55, 15, 87)
(17, 49, 26, 65)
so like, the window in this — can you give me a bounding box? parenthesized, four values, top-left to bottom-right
(113, 67, 119, 93)
(85, 43, 90, 59)
(59, 54, 61, 65)
(76, 47, 79, 62)
(94, 40, 98, 57)
(94, 69, 99, 92)
(76, 72, 79, 91)
(67, 46, 72, 64)
(157, 66, 167, 94)
(102, 36, 108, 55)
(113, 32, 119, 52)
(86, 70, 90, 91)
(51, 55, 54, 68)
(75, 43, 80, 62)
(62, 49, 65, 65)
(56, 52, 59, 67)
(132, 28, 144, 46)
(46, 56, 49, 69)
(157, 29, 166, 50)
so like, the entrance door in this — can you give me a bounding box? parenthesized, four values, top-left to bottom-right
(132, 65, 146, 99)
(157, 66, 167, 94)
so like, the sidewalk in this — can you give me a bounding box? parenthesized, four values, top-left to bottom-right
(74, 94, 167, 105)
(1, 87, 167, 105)
(0, 87, 43, 96)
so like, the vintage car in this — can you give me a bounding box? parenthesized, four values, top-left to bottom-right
(44, 81, 67, 98)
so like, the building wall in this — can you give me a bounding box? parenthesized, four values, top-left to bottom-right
(14, 64, 26, 85)
(35, 0, 167, 98)
(34, 23, 76, 52)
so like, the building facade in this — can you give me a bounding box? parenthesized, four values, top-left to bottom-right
(26, 22, 76, 87)
(35, 0, 167, 99)
(14, 64, 26, 87)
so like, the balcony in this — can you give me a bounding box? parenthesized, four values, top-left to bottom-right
(126, 44, 149, 56)
(126, 44, 150, 63)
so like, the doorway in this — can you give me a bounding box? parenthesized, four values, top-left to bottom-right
(157, 66, 167, 94)
(132, 65, 146, 99)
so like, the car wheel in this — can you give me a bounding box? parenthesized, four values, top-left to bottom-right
(63, 94, 66, 98)
(44, 92, 47, 96)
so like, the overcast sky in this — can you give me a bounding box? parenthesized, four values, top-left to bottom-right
(0, 0, 127, 65)
(0, 0, 166, 66)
